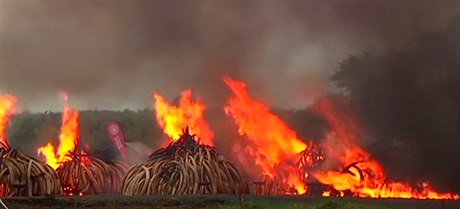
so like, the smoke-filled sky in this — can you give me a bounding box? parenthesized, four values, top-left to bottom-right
(0, 0, 458, 112)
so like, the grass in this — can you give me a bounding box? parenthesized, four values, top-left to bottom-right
(4, 195, 457, 209)
(212, 200, 389, 209)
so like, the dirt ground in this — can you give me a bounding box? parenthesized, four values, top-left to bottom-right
(1, 195, 459, 209)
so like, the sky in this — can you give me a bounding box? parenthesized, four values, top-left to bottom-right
(0, 0, 458, 112)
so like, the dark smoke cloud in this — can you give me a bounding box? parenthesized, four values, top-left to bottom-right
(0, 0, 457, 111)
(332, 17, 460, 192)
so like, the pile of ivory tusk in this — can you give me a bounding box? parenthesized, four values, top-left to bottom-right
(0, 146, 62, 197)
(250, 144, 327, 195)
(252, 175, 301, 195)
(122, 127, 249, 195)
(56, 150, 128, 195)
(296, 144, 326, 183)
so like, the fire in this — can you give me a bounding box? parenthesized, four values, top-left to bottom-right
(322, 190, 331, 197)
(224, 77, 308, 194)
(312, 97, 459, 199)
(154, 89, 214, 145)
(38, 93, 80, 169)
(0, 94, 17, 148)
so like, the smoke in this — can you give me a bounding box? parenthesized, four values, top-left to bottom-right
(331, 17, 460, 192)
(0, 0, 457, 111)
(1, 0, 459, 192)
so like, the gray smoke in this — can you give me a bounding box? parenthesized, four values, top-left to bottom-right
(1, 0, 457, 111)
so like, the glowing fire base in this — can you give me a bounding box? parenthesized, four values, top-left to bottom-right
(252, 177, 301, 195)
(0, 147, 63, 197)
(122, 128, 249, 195)
(297, 147, 460, 199)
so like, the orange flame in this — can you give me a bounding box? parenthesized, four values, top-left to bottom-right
(312, 97, 459, 199)
(38, 93, 80, 169)
(224, 77, 307, 194)
(154, 89, 214, 145)
(0, 94, 17, 148)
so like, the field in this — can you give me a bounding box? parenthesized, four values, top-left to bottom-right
(2, 195, 459, 209)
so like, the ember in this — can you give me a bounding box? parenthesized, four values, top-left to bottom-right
(122, 127, 249, 195)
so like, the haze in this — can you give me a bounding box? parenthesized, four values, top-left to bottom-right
(0, 0, 457, 112)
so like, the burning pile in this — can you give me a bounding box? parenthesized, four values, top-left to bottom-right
(55, 149, 128, 195)
(0, 147, 63, 197)
(0, 94, 62, 197)
(221, 77, 459, 199)
(224, 77, 308, 195)
(38, 93, 128, 195)
(154, 89, 214, 146)
(122, 127, 248, 195)
(296, 144, 326, 183)
(297, 97, 459, 199)
(123, 90, 248, 195)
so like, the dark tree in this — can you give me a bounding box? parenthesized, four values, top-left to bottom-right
(332, 18, 460, 192)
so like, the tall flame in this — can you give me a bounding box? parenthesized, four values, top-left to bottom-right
(0, 94, 17, 148)
(154, 89, 214, 145)
(312, 97, 459, 199)
(38, 93, 80, 169)
(224, 77, 308, 194)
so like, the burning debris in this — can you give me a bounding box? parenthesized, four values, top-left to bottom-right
(296, 144, 326, 182)
(0, 94, 62, 197)
(252, 176, 300, 195)
(37, 93, 128, 195)
(56, 148, 128, 195)
(122, 127, 249, 195)
(222, 78, 459, 199)
(302, 97, 460, 199)
(312, 158, 460, 199)
(224, 77, 308, 194)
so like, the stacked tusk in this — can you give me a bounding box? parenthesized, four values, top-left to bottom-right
(122, 127, 249, 195)
(296, 144, 326, 183)
(56, 152, 128, 195)
(0, 148, 62, 197)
